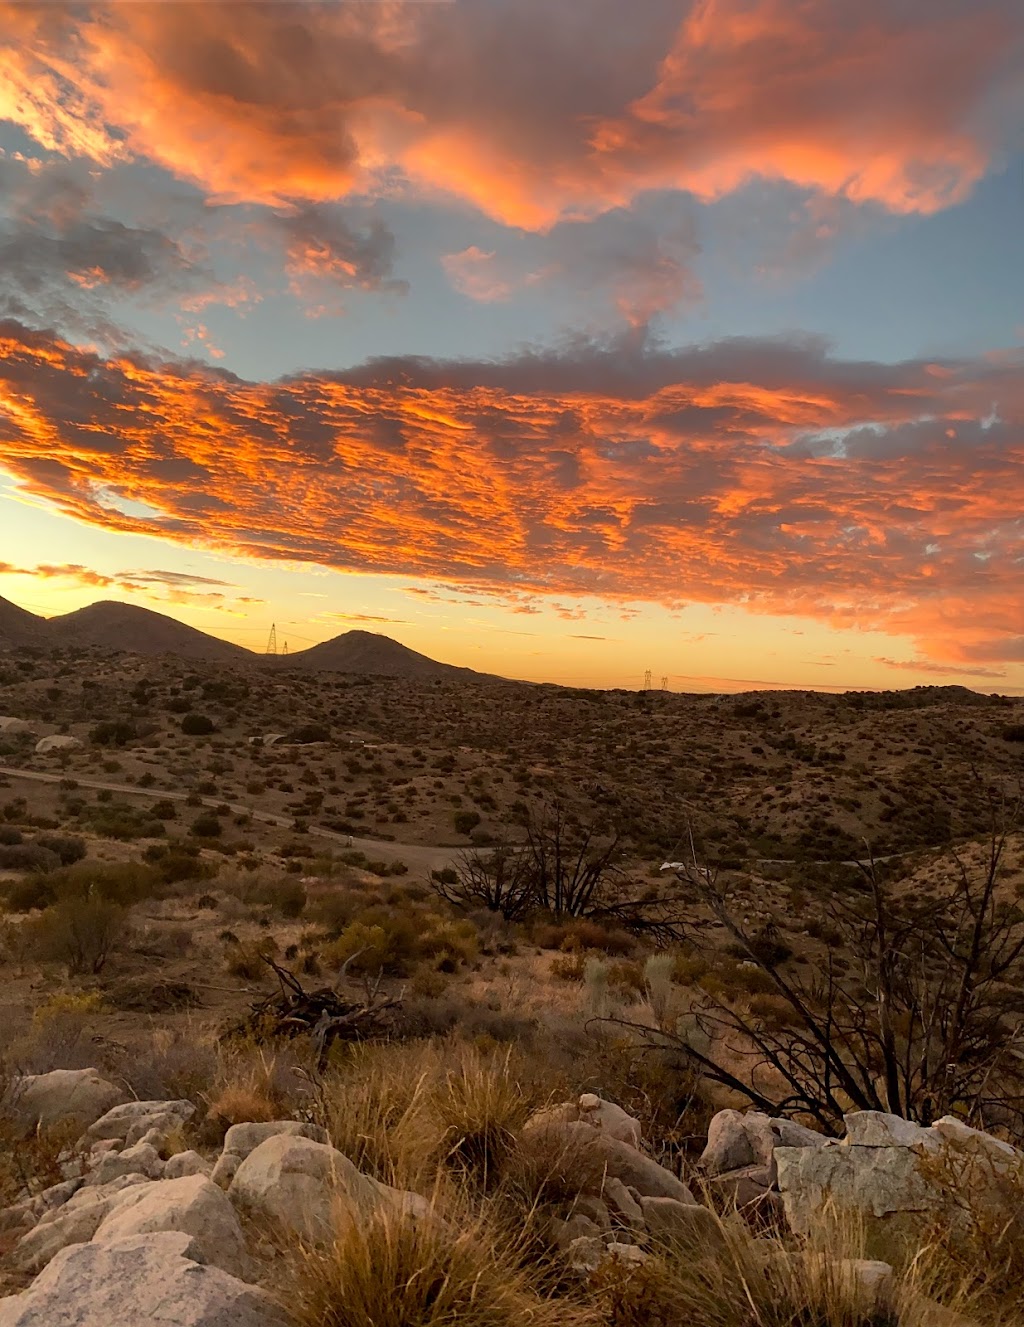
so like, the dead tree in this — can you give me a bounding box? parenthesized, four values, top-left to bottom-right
(610, 800, 1024, 1133)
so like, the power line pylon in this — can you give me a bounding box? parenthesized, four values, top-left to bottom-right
(282, 641, 289, 656)
(643, 668, 652, 690)
(660, 676, 668, 690)
(265, 623, 278, 656)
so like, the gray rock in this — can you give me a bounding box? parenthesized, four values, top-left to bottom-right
(86, 1141, 164, 1187)
(843, 1112, 937, 1149)
(164, 1151, 211, 1180)
(0, 1231, 284, 1327)
(82, 1100, 194, 1147)
(603, 1177, 644, 1229)
(228, 1134, 418, 1243)
(9, 1071, 126, 1132)
(640, 1196, 725, 1250)
(531, 1121, 696, 1202)
(701, 1109, 825, 1176)
(92, 1175, 253, 1280)
(776, 1142, 934, 1237)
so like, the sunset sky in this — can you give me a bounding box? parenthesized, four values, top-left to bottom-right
(0, 0, 1021, 691)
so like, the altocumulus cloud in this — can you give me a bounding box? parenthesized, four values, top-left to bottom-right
(2, 0, 1021, 226)
(0, 320, 1021, 667)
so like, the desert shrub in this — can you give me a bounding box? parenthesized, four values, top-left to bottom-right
(190, 813, 222, 838)
(0, 826, 22, 846)
(224, 934, 278, 980)
(89, 720, 137, 747)
(57, 860, 160, 907)
(180, 713, 216, 736)
(0, 842, 60, 874)
(150, 799, 179, 819)
(453, 809, 482, 836)
(26, 896, 128, 975)
(143, 842, 219, 885)
(33, 833, 87, 865)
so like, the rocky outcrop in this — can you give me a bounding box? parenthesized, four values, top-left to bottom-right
(211, 1120, 328, 1188)
(81, 1099, 195, 1148)
(8, 1070, 126, 1132)
(0, 1232, 283, 1327)
(777, 1110, 1024, 1242)
(523, 1116, 695, 1202)
(699, 1108, 825, 1209)
(92, 1175, 254, 1280)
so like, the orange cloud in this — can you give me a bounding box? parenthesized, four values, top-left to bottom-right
(1, 1, 1019, 227)
(0, 320, 1021, 667)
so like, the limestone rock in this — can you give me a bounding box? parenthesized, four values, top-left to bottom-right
(10, 1071, 126, 1132)
(0, 1231, 284, 1327)
(776, 1141, 933, 1237)
(92, 1175, 253, 1280)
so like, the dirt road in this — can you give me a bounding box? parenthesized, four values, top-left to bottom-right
(0, 765, 460, 876)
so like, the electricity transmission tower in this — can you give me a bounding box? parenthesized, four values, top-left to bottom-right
(660, 676, 669, 690)
(643, 668, 652, 690)
(265, 623, 278, 656)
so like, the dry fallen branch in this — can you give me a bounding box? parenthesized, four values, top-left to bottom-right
(225, 956, 402, 1067)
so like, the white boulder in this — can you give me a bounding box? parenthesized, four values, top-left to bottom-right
(228, 1135, 427, 1242)
(10, 1070, 126, 1132)
(92, 1175, 253, 1280)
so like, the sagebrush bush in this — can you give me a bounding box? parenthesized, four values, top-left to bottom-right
(26, 895, 128, 975)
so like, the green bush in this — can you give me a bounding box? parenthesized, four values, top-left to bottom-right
(180, 713, 215, 736)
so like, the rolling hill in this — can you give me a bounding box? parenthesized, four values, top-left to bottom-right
(45, 600, 251, 663)
(0, 594, 488, 678)
(282, 629, 491, 680)
(0, 595, 50, 649)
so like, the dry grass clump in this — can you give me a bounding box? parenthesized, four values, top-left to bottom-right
(282, 1197, 584, 1327)
(202, 1038, 312, 1139)
(314, 1038, 558, 1193)
(589, 1206, 977, 1327)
